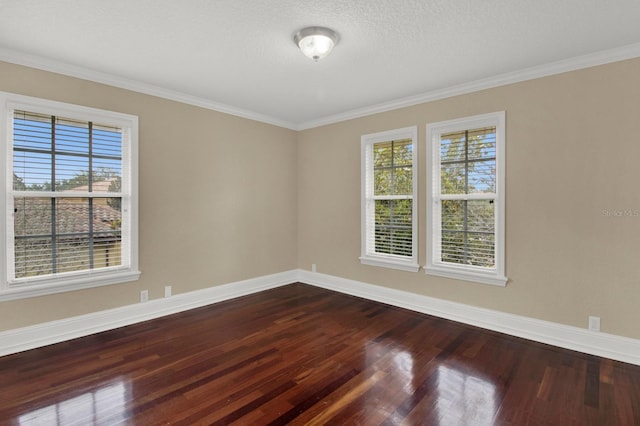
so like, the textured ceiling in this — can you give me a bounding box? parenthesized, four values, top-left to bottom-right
(1, 0, 640, 129)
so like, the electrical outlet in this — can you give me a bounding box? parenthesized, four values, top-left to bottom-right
(164, 286, 172, 298)
(140, 290, 149, 303)
(588, 316, 600, 332)
(312, 264, 317, 272)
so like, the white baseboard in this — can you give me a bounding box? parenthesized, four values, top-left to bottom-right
(0, 270, 297, 357)
(298, 270, 640, 366)
(2, 268, 639, 366)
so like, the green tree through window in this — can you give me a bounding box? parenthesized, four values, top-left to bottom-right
(426, 111, 506, 286)
(373, 139, 413, 256)
(439, 127, 496, 267)
(361, 126, 418, 272)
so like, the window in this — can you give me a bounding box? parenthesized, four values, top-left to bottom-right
(426, 112, 506, 286)
(361, 126, 419, 272)
(0, 92, 139, 301)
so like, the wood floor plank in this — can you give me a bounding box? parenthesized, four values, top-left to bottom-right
(1, 283, 639, 425)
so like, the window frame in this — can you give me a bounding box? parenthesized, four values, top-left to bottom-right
(360, 126, 419, 272)
(425, 112, 507, 286)
(0, 92, 140, 301)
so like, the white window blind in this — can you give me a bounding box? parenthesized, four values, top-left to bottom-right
(1, 92, 140, 301)
(361, 126, 418, 272)
(438, 127, 496, 267)
(426, 112, 507, 286)
(12, 111, 125, 279)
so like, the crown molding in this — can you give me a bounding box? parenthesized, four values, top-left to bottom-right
(2, 42, 640, 132)
(296, 42, 640, 130)
(0, 47, 298, 130)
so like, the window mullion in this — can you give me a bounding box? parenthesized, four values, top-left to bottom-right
(88, 121, 94, 269)
(50, 198, 57, 274)
(390, 140, 395, 194)
(372, 195, 412, 200)
(438, 193, 495, 201)
(51, 115, 57, 274)
(390, 140, 395, 252)
(88, 198, 94, 269)
(463, 130, 469, 264)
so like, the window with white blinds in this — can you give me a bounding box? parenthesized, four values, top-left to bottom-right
(426, 112, 507, 286)
(0, 92, 140, 301)
(360, 126, 419, 272)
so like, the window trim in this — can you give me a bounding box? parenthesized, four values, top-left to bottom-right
(360, 126, 419, 272)
(425, 112, 507, 286)
(0, 91, 140, 301)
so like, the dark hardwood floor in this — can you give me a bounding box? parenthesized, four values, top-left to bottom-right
(1, 283, 639, 425)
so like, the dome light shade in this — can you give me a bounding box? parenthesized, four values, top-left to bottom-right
(293, 27, 339, 61)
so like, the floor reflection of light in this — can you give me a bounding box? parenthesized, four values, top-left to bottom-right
(392, 350, 414, 385)
(366, 342, 415, 391)
(18, 381, 130, 426)
(364, 341, 416, 421)
(435, 365, 497, 426)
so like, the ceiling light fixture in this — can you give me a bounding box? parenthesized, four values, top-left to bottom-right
(293, 26, 340, 62)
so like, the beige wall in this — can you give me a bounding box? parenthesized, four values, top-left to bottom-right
(297, 58, 640, 340)
(0, 61, 299, 331)
(2, 58, 639, 341)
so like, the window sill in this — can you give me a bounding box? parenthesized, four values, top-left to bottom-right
(360, 256, 420, 272)
(425, 265, 507, 287)
(0, 269, 141, 302)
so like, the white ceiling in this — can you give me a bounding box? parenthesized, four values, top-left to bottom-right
(1, 0, 640, 130)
